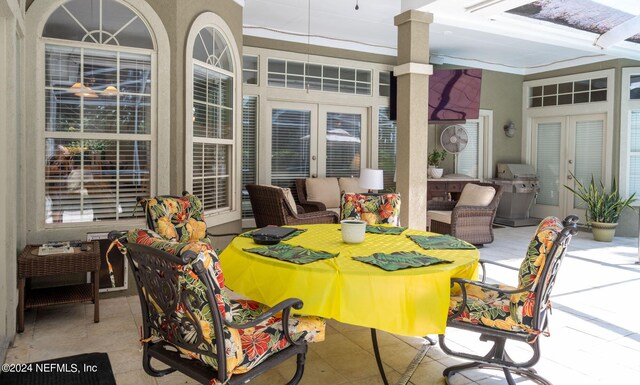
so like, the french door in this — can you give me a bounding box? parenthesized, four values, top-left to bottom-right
(531, 114, 607, 219)
(267, 101, 368, 189)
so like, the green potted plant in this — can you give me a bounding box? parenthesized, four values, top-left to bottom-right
(564, 172, 636, 242)
(428, 148, 447, 179)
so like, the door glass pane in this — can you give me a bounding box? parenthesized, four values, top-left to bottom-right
(574, 120, 603, 208)
(536, 122, 561, 206)
(325, 112, 361, 178)
(455, 122, 479, 178)
(378, 107, 396, 192)
(271, 109, 311, 190)
(630, 112, 640, 197)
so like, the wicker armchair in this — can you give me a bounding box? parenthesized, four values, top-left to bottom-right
(438, 215, 578, 385)
(294, 179, 328, 212)
(428, 182, 503, 246)
(109, 229, 325, 385)
(246, 184, 339, 227)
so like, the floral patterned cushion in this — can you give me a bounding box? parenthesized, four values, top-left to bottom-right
(340, 193, 401, 226)
(142, 194, 210, 244)
(125, 229, 324, 380)
(449, 216, 563, 333)
(229, 299, 325, 373)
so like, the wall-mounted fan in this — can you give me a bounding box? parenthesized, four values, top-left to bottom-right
(440, 124, 468, 154)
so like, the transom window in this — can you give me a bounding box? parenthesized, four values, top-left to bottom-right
(529, 77, 607, 107)
(267, 58, 372, 95)
(43, 0, 154, 225)
(190, 26, 235, 214)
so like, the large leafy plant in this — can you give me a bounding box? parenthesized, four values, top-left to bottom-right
(564, 172, 636, 223)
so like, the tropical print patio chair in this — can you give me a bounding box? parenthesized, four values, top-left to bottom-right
(109, 228, 325, 385)
(438, 215, 579, 385)
(340, 193, 401, 226)
(137, 192, 237, 245)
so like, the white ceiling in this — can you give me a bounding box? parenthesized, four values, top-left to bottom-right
(242, 0, 640, 75)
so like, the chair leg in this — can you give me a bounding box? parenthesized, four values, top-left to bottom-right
(284, 351, 307, 385)
(142, 345, 176, 377)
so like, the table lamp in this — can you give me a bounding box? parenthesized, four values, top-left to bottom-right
(359, 168, 383, 193)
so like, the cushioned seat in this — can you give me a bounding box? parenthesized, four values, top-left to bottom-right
(295, 177, 366, 213)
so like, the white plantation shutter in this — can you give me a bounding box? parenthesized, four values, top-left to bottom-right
(325, 112, 362, 178)
(574, 120, 604, 208)
(242, 96, 258, 218)
(271, 108, 311, 191)
(456, 122, 479, 178)
(630, 111, 640, 197)
(190, 25, 235, 214)
(378, 107, 396, 191)
(44, 44, 152, 224)
(536, 122, 561, 206)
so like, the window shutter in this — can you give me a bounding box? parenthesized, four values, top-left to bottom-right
(271, 108, 311, 192)
(242, 96, 258, 218)
(455, 122, 479, 178)
(325, 112, 362, 178)
(535, 122, 561, 206)
(630, 112, 640, 198)
(378, 107, 396, 192)
(574, 120, 604, 207)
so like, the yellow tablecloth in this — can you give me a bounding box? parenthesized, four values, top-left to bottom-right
(220, 224, 479, 336)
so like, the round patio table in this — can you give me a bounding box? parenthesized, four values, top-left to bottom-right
(219, 224, 479, 337)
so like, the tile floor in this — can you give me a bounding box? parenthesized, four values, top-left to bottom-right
(5, 225, 640, 385)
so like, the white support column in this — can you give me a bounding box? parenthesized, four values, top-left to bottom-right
(394, 10, 433, 230)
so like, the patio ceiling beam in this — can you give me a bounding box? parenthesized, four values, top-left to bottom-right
(594, 14, 640, 49)
(465, 0, 533, 16)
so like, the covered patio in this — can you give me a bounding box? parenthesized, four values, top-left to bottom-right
(6, 226, 639, 385)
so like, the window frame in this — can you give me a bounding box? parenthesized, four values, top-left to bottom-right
(26, 0, 170, 237)
(185, 12, 242, 226)
(620, 67, 640, 203)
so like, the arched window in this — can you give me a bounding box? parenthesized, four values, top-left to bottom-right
(186, 13, 241, 225)
(41, 0, 158, 225)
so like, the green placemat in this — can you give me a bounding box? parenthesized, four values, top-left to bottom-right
(353, 251, 452, 271)
(408, 234, 476, 250)
(243, 243, 338, 264)
(366, 225, 407, 235)
(240, 228, 307, 241)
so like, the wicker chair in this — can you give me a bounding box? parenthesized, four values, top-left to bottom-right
(246, 184, 339, 227)
(428, 182, 503, 246)
(294, 179, 328, 212)
(438, 215, 578, 385)
(109, 229, 325, 385)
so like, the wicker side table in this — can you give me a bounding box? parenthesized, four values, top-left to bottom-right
(17, 242, 100, 332)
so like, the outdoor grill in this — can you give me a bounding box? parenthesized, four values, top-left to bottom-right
(490, 163, 540, 227)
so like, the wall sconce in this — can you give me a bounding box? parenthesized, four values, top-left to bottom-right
(504, 122, 516, 138)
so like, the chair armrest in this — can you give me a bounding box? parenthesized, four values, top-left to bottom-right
(206, 231, 239, 238)
(428, 200, 456, 211)
(300, 200, 327, 212)
(451, 205, 495, 217)
(224, 298, 306, 346)
(289, 210, 339, 225)
(478, 259, 519, 282)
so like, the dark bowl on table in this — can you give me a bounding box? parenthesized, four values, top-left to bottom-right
(252, 235, 281, 245)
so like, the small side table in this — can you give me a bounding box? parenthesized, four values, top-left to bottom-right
(17, 242, 100, 333)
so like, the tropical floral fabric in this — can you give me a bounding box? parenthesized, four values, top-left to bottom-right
(228, 299, 325, 373)
(353, 251, 452, 271)
(141, 194, 211, 245)
(340, 193, 401, 226)
(448, 216, 563, 334)
(123, 229, 325, 381)
(243, 243, 339, 264)
(408, 234, 476, 250)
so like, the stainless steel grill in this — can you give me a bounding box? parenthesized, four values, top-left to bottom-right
(490, 164, 540, 227)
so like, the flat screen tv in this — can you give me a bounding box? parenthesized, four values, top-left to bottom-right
(429, 68, 482, 122)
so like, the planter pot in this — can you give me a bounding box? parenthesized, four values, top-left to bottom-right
(590, 221, 618, 242)
(429, 167, 444, 179)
